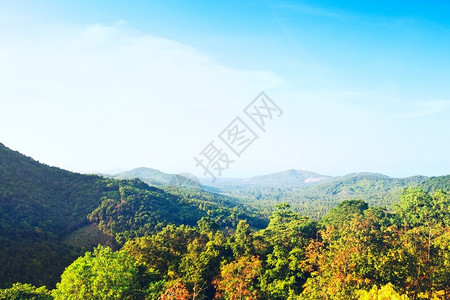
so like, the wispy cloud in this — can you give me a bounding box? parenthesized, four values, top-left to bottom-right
(394, 100, 450, 119)
(272, 2, 345, 20)
(0, 22, 283, 173)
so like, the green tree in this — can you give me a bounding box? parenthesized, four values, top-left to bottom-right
(320, 199, 368, 227)
(197, 217, 220, 238)
(180, 237, 222, 300)
(394, 188, 450, 298)
(53, 245, 148, 300)
(0, 283, 52, 300)
(228, 220, 254, 258)
(122, 224, 199, 276)
(259, 203, 316, 299)
(357, 283, 409, 300)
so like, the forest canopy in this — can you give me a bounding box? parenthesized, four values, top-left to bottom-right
(1, 188, 448, 299)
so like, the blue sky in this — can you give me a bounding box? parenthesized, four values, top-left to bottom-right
(1, 1, 449, 178)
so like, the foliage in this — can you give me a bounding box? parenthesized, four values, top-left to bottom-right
(2, 142, 450, 299)
(357, 283, 409, 299)
(300, 189, 450, 299)
(213, 256, 261, 300)
(160, 282, 190, 300)
(214, 173, 450, 220)
(0, 283, 52, 300)
(52, 245, 159, 300)
(0, 142, 265, 287)
(257, 203, 317, 299)
(320, 199, 368, 226)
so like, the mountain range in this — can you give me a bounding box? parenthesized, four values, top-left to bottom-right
(1, 141, 449, 288)
(110, 167, 450, 217)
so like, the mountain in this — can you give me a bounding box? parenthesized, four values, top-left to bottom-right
(2, 141, 448, 289)
(209, 169, 331, 188)
(284, 173, 430, 216)
(0, 142, 111, 288)
(106, 165, 450, 219)
(109, 167, 201, 188)
(112, 166, 450, 219)
(110, 167, 176, 185)
(0, 143, 263, 288)
(210, 170, 450, 218)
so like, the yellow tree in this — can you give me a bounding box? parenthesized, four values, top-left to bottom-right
(214, 256, 261, 300)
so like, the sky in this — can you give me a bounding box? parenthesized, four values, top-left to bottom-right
(0, 0, 449, 179)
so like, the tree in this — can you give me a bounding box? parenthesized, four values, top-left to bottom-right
(180, 237, 222, 300)
(228, 220, 254, 258)
(53, 245, 146, 300)
(357, 283, 409, 300)
(394, 188, 450, 298)
(198, 217, 220, 238)
(214, 256, 261, 300)
(0, 283, 52, 300)
(122, 224, 198, 276)
(301, 207, 389, 299)
(259, 203, 317, 299)
(320, 199, 368, 227)
(160, 282, 190, 300)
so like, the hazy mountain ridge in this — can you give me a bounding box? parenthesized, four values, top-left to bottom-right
(108, 167, 201, 188)
(210, 169, 332, 188)
(108, 167, 175, 185)
(109, 166, 449, 219)
(208, 172, 448, 218)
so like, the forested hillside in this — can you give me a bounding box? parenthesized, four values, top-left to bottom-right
(0, 143, 263, 288)
(114, 167, 450, 219)
(213, 173, 450, 218)
(2, 189, 448, 299)
(0, 142, 109, 287)
(1, 142, 449, 299)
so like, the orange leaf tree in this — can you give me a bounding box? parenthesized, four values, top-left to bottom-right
(214, 256, 261, 300)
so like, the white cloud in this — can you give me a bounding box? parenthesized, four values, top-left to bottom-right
(0, 23, 283, 174)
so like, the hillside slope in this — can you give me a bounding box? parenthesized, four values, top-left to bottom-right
(0, 142, 110, 287)
(0, 143, 263, 288)
(213, 171, 450, 218)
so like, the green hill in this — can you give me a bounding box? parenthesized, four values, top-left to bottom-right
(0, 142, 110, 288)
(108, 167, 201, 188)
(1, 142, 448, 289)
(109, 167, 176, 185)
(0, 143, 263, 288)
(212, 171, 450, 218)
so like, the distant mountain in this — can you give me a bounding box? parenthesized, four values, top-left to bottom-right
(106, 166, 450, 219)
(0, 143, 263, 288)
(286, 173, 430, 216)
(210, 170, 450, 218)
(110, 168, 332, 190)
(209, 169, 331, 188)
(109, 167, 201, 188)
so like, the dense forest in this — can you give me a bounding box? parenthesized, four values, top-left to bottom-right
(0, 142, 449, 299)
(114, 168, 450, 220)
(0, 143, 263, 288)
(216, 173, 447, 218)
